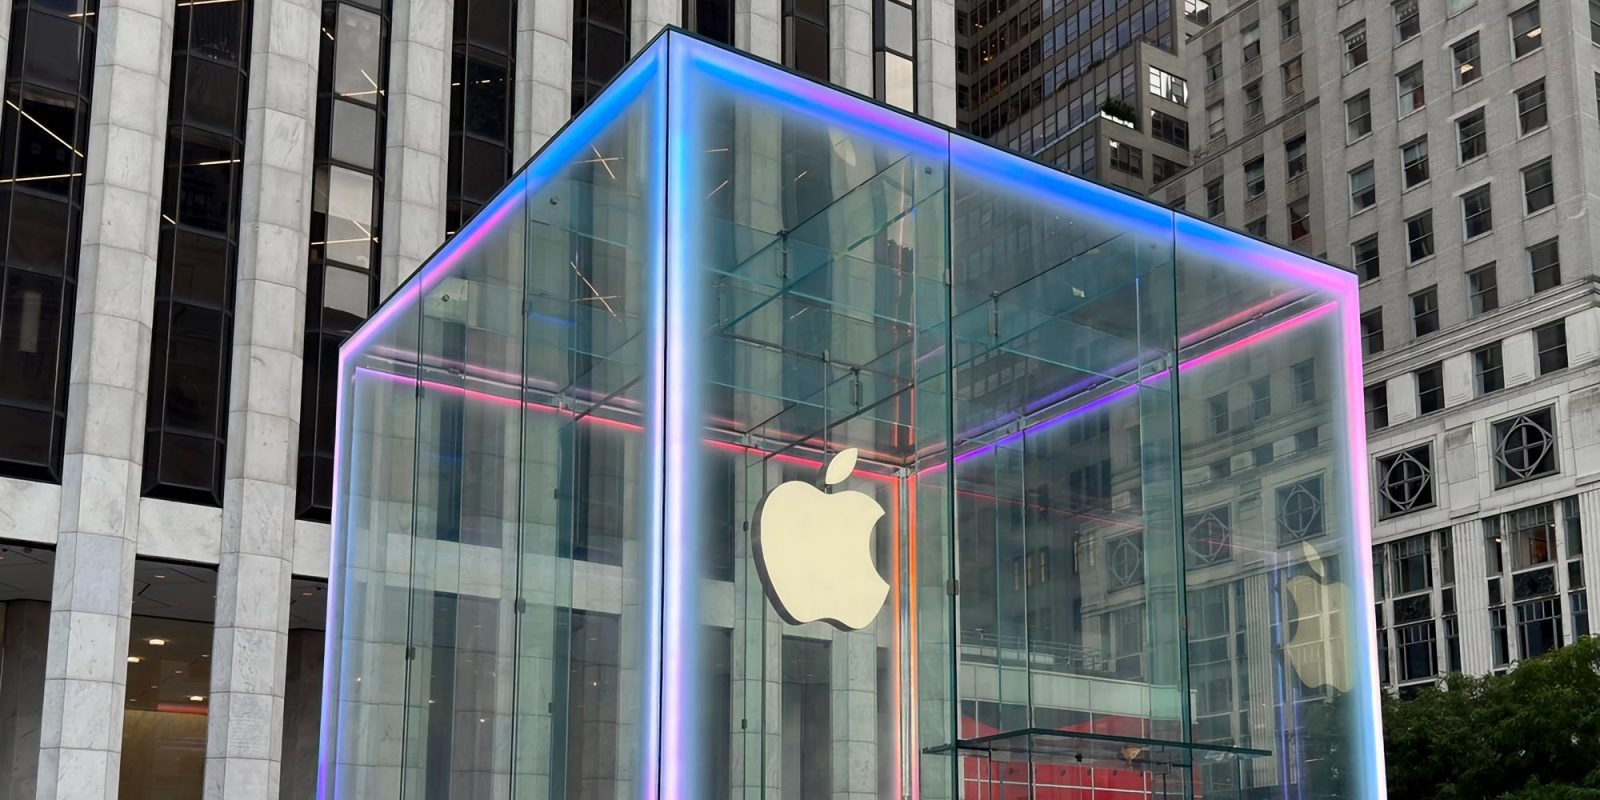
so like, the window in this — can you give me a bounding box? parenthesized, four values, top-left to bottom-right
(1416, 363, 1444, 414)
(1462, 184, 1493, 239)
(1243, 81, 1263, 119)
(1349, 164, 1376, 211)
(1253, 443, 1275, 467)
(1281, 1, 1299, 38)
(1522, 158, 1554, 214)
(1362, 309, 1385, 354)
(1468, 264, 1499, 315)
(1286, 136, 1307, 177)
(1276, 476, 1325, 544)
(1517, 597, 1563, 660)
(1205, 46, 1223, 83)
(1344, 23, 1368, 71)
(874, 0, 915, 110)
(1246, 217, 1267, 237)
(1109, 141, 1143, 177)
(1354, 236, 1380, 282)
(1457, 110, 1487, 163)
(1393, 535, 1434, 595)
(1535, 321, 1568, 375)
(1205, 179, 1224, 217)
(1406, 212, 1434, 262)
(1152, 155, 1184, 184)
(1149, 67, 1188, 105)
(1250, 378, 1272, 419)
(1494, 407, 1558, 486)
(1186, 0, 1211, 24)
(1411, 287, 1439, 337)
(1208, 393, 1229, 434)
(1151, 110, 1189, 148)
(686, 0, 734, 42)
(1397, 64, 1425, 115)
(1346, 92, 1372, 140)
(784, 0, 829, 79)
(1511, 3, 1542, 58)
(1379, 448, 1435, 518)
(1394, 0, 1420, 40)
(1245, 158, 1266, 198)
(1474, 343, 1504, 394)
(1592, 0, 1600, 44)
(1292, 360, 1316, 405)
(1451, 34, 1481, 87)
(1390, 141, 1426, 195)
(1530, 239, 1560, 292)
(1288, 198, 1311, 240)
(1397, 621, 1437, 681)
(1517, 80, 1547, 134)
(1207, 102, 1225, 139)
(1242, 23, 1261, 61)
(1282, 57, 1303, 97)
(1367, 384, 1390, 430)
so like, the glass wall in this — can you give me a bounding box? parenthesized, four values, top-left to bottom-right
(323, 31, 1382, 800)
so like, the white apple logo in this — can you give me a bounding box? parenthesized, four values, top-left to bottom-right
(1283, 541, 1352, 692)
(753, 448, 889, 631)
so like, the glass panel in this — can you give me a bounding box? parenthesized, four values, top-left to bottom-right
(1174, 220, 1378, 797)
(674, 39, 950, 798)
(120, 560, 218, 798)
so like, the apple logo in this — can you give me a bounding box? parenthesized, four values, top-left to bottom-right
(752, 448, 889, 631)
(1283, 541, 1352, 692)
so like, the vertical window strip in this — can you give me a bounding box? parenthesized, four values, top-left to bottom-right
(572, 0, 632, 114)
(0, 0, 100, 480)
(296, 0, 391, 520)
(875, 0, 916, 111)
(783, 0, 829, 81)
(446, 0, 516, 236)
(143, 0, 254, 504)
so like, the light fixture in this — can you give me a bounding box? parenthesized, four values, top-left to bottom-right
(127, 656, 141, 664)
(189, 695, 205, 703)
(153, 574, 166, 580)
(147, 638, 166, 646)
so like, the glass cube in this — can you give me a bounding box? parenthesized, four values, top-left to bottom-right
(321, 30, 1384, 799)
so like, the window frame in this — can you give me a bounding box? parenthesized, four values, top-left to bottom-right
(1522, 158, 1554, 214)
(1457, 109, 1487, 164)
(1347, 92, 1373, 140)
(1451, 33, 1481, 87)
(1462, 183, 1494, 240)
(1406, 211, 1434, 263)
(1411, 286, 1440, 338)
(1354, 235, 1381, 282)
(1344, 22, 1369, 72)
(1529, 238, 1561, 293)
(1474, 342, 1505, 395)
(1511, 2, 1543, 59)
(1401, 136, 1430, 189)
(1397, 63, 1426, 116)
(1468, 263, 1499, 315)
(1350, 163, 1377, 212)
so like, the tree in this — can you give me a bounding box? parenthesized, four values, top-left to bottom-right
(1384, 636, 1600, 799)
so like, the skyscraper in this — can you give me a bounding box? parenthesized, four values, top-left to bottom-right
(0, 4, 954, 797)
(1159, 0, 1600, 695)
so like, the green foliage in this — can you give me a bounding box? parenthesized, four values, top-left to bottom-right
(1383, 637, 1600, 799)
(1100, 98, 1137, 124)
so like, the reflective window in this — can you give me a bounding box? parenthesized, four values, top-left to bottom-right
(1397, 63, 1424, 115)
(1494, 407, 1558, 486)
(1353, 235, 1379, 282)
(1530, 238, 1560, 292)
(784, 0, 828, 80)
(874, 0, 915, 111)
(1402, 137, 1429, 188)
(1474, 342, 1503, 394)
(1511, 2, 1542, 58)
(683, 0, 732, 43)
(297, 0, 391, 520)
(1361, 309, 1383, 355)
(1457, 109, 1487, 162)
(448, 0, 515, 234)
(1468, 263, 1498, 315)
(1452, 34, 1481, 86)
(573, 0, 633, 111)
(0, 0, 99, 480)
(1523, 158, 1554, 214)
(143, 0, 253, 504)
(1462, 184, 1493, 239)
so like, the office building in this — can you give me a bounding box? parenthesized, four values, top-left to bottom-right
(955, 0, 1200, 195)
(1158, 0, 1600, 696)
(323, 31, 1386, 798)
(0, 0, 954, 795)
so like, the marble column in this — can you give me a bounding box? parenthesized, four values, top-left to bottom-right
(737, 0, 781, 61)
(201, 0, 322, 794)
(0, 601, 48, 800)
(278, 628, 324, 799)
(914, 0, 955, 125)
(830, 0, 872, 95)
(380, 0, 453, 297)
(631, 0, 678, 55)
(36, 0, 176, 793)
(513, 0, 572, 163)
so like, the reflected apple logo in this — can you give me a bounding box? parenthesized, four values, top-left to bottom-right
(1284, 541, 1352, 692)
(753, 448, 889, 631)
